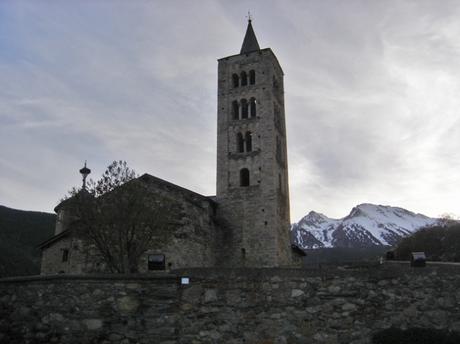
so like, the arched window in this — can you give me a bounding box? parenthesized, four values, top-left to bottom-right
(241, 99, 248, 119)
(245, 131, 252, 152)
(237, 133, 244, 153)
(249, 70, 256, 85)
(232, 74, 239, 88)
(240, 168, 250, 187)
(232, 100, 239, 120)
(241, 71, 248, 86)
(249, 98, 256, 117)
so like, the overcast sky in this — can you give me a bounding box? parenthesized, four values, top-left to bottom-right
(1, 0, 459, 222)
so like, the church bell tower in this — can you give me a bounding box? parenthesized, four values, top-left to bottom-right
(216, 19, 291, 267)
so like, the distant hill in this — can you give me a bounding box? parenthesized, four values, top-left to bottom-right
(0, 205, 55, 277)
(394, 223, 460, 261)
(292, 203, 438, 249)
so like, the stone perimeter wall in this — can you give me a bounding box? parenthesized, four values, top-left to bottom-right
(1, 265, 460, 344)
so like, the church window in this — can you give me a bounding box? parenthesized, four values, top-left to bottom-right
(148, 254, 165, 271)
(241, 71, 248, 86)
(241, 99, 248, 119)
(62, 249, 69, 262)
(245, 131, 252, 152)
(232, 73, 239, 88)
(240, 168, 250, 187)
(232, 100, 239, 120)
(237, 133, 244, 153)
(249, 70, 256, 85)
(249, 97, 256, 117)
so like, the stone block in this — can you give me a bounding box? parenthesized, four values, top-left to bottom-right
(204, 288, 218, 303)
(341, 303, 357, 312)
(117, 295, 140, 313)
(327, 286, 341, 294)
(291, 289, 304, 298)
(83, 318, 103, 330)
(226, 289, 241, 304)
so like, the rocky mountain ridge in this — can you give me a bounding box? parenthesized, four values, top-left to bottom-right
(291, 203, 438, 249)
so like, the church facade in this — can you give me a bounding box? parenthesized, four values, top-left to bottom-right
(39, 20, 302, 274)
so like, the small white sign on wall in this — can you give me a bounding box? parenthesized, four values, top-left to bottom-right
(181, 277, 190, 285)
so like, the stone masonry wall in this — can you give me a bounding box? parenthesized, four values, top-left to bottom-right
(1, 265, 460, 344)
(40, 237, 88, 275)
(0, 274, 178, 344)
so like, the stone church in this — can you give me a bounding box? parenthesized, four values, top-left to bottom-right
(39, 19, 304, 274)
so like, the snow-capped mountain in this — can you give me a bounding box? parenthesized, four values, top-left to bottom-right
(291, 203, 438, 249)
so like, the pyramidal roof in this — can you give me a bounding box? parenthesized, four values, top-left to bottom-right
(240, 19, 260, 54)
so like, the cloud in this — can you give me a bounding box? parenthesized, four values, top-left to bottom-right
(0, 0, 459, 223)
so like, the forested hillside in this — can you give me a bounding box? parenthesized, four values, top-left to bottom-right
(0, 205, 55, 277)
(394, 223, 460, 261)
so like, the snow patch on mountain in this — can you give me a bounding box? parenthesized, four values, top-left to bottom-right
(292, 203, 438, 249)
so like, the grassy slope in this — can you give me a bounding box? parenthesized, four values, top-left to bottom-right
(0, 205, 55, 277)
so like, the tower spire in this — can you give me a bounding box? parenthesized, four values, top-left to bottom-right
(240, 14, 260, 54)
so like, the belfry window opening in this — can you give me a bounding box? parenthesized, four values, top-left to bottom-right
(245, 131, 252, 152)
(250, 98, 257, 117)
(232, 98, 257, 121)
(241, 99, 248, 119)
(241, 71, 248, 86)
(249, 70, 256, 85)
(237, 133, 245, 153)
(232, 100, 239, 120)
(232, 73, 239, 88)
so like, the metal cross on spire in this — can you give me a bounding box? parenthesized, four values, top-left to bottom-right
(246, 11, 253, 22)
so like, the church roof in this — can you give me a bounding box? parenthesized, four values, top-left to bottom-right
(240, 19, 260, 54)
(37, 229, 70, 249)
(137, 173, 216, 204)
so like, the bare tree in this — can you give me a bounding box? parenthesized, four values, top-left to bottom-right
(438, 213, 459, 227)
(66, 161, 180, 273)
